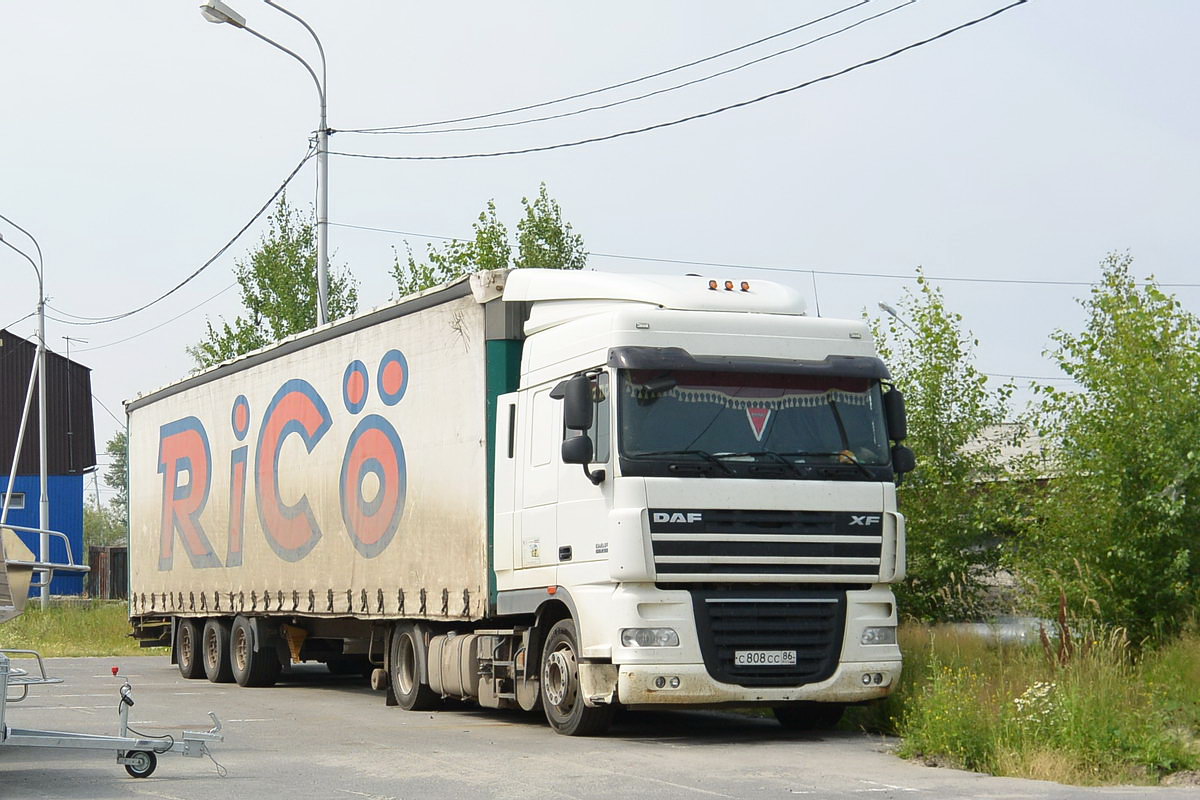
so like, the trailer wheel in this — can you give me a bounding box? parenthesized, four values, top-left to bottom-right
(123, 750, 157, 778)
(176, 618, 204, 680)
(230, 615, 281, 688)
(540, 619, 614, 736)
(389, 624, 440, 710)
(201, 618, 234, 683)
(773, 702, 845, 731)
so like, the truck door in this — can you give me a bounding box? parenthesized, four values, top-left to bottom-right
(514, 384, 560, 574)
(556, 372, 611, 566)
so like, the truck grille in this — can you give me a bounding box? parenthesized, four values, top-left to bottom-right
(691, 589, 845, 687)
(648, 508, 882, 582)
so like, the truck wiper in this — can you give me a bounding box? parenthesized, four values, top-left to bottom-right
(715, 450, 804, 478)
(632, 449, 735, 476)
(776, 450, 874, 479)
(825, 400, 875, 479)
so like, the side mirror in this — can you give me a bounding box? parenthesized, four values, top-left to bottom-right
(561, 435, 593, 465)
(891, 444, 915, 475)
(562, 375, 594, 431)
(883, 387, 907, 442)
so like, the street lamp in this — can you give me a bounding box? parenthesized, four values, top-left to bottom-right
(0, 215, 51, 609)
(200, 0, 330, 326)
(878, 302, 919, 335)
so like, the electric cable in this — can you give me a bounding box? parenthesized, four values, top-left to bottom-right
(344, 1, 874, 134)
(352, 1, 915, 137)
(74, 281, 238, 353)
(329, 1, 1028, 162)
(46, 146, 315, 326)
(329, 219, 1200, 289)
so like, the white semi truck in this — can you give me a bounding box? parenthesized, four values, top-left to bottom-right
(127, 269, 913, 736)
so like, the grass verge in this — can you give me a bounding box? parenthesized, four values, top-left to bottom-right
(844, 623, 1200, 785)
(1, 601, 164, 657)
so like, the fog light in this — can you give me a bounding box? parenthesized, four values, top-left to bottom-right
(669, 676, 680, 688)
(861, 626, 897, 645)
(861, 673, 873, 685)
(874, 673, 884, 685)
(621, 627, 680, 647)
(654, 676, 667, 689)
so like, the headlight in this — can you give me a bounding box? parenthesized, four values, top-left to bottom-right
(861, 626, 897, 645)
(620, 627, 680, 647)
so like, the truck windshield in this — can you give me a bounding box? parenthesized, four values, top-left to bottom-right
(617, 369, 890, 479)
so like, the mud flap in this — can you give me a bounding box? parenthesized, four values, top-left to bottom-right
(579, 663, 619, 707)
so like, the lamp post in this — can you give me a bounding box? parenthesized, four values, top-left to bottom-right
(0, 216, 51, 609)
(200, 0, 330, 326)
(878, 302, 919, 336)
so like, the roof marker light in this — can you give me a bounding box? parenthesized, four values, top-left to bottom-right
(724, 280, 734, 291)
(740, 281, 750, 292)
(708, 280, 719, 290)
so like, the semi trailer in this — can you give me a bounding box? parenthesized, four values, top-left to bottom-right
(127, 268, 913, 735)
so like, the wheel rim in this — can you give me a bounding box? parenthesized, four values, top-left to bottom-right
(397, 634, 417, 695)
(234, 627, 249, 672)
(204, 628, 219, 668)
(543, 645, 577, 711)
(129, 751, 151, 773)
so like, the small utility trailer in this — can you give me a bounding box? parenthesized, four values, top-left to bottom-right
(1, 524, 224, 778)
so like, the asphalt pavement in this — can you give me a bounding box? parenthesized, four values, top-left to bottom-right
(1, 656, 1192, 800)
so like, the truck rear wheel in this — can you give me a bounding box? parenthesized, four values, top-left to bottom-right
(773, 702, 845, 730)
(176, 618, 203, 679)
(540, 619, 614, 736)
(230, 615, 281, 688)
(202, 618, 234, 683)
(389, 624, 440, 710)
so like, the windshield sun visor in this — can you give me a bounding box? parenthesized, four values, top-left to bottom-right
(608, 346, 890, 380)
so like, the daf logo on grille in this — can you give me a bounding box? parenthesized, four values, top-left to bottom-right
(653, 512, 703, 524)
(850, 515, 881, 526)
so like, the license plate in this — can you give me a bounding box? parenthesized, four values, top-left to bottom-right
(734, 650, 797, 667)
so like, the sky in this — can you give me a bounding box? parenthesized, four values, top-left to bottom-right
(3, 0, 1198, 504)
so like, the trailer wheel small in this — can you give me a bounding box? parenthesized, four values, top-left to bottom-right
(389, 624, 440, 711)
(202, 618, 234, 683)
(123, 750, 157, 778)
(540, 619, 614, 736)
(176, 618, 203, 680)
(773, 702, 845, 731)
(230, 615, 281, 688)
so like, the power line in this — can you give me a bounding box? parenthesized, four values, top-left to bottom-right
(92, 394, 124, 427)
(343, 1, 874, 134)
(75, 281, 238, 353)
(329, 220, 1200, 289)
(46, 146, 315, 326)
(329, 1, 1029, 162)
(350, 1, 915, 138)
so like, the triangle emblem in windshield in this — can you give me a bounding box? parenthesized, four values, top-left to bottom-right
(746, 406, 771, 442)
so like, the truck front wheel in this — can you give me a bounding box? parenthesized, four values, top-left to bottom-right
(389, 624, 440, 710)
(540, 619, 614, 736)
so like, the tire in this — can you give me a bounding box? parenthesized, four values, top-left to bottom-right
(540, 619, 614, 736)
(175, 618, 203, 680)
(123, 750, 157, 778)
(389, 623, 441, 711)
(230, 615, 281, 688)
(201, 618, 234, 684)
(773, 702, 845, 731)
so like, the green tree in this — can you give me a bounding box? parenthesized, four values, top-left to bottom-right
(84, 502, 125, 547)
(1019, 253, 1200, 641)
(871, 272, 1015, 621)
(391, 184, 586, 294)
(189, 197, 358, 368)
(103, 430, 127, 518)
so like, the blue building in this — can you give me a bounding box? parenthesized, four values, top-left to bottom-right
(1, 329, 97, 595)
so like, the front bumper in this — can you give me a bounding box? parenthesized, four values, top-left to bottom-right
(614, 659, 902, 707)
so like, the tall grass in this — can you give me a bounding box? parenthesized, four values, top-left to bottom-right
(1, 601, 162, 657)
(847, 622, 1200, 785)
